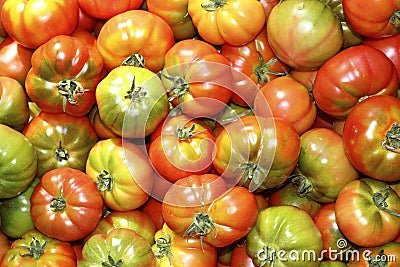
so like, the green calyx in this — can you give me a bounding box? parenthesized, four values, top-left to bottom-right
(122, 53, 145, 68)
(153, 232, 173, 264)
(254, 51, 288, 84)
(57, 79, 86, 112)
(102, 254, 123, 267)
(96, 170, 114, 192)
(19, 237, 47, 260)
(382, 122, 400, 153)
(372, 185, 400, 217)
(201, 0, 227, 11)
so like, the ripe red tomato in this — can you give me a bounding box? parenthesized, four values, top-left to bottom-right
(140, 197, 165, 231)
(30, 167, 104, 242)
(313, 45, 399, 119)
(78, 0, 144, 19)
(1, 0, 79, 49)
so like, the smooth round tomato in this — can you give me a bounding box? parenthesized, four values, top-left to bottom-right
(313, 45, 399, 119)
(254, 76, 317, 135)
(0, 37, 33, 86)
(0, 229, 76, 266)
(148, 114, 215, 183)
(30, 167, 104, 242)
(246, 205, 323, 267)
(86, 138, 154, 211)
(96, 10, 175, 73)
(292, 128, 359, 203)
(78, 0, 144, 19)
(25, 35, 104, 117)
(266, 0, 343, 70)
(335, 178, 400, 247)
(0, 124, 37, 199)
(188, 0, 266, 46)
(23, 111, 98, 178)
(1, 0, 79, 49)
(80, 228, 156, 266)
(342, 0, 400, 38)
(0, 76, 30, 131)
(152, 223, 217, 267)
(213, 115, 300, 192)
(96, 65, 169, 138)
(342, 95, 400, 182)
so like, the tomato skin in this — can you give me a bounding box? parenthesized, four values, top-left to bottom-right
(80, 228, 156, 267)
(254, 76, 317, 135)
(76, 8, 98, 32)
(347, 242, 400, 267)
(23, 111, 98, 177)
(313, 45, 399, 119)
(86, 138, 154, 211)
(188, 0, 266, 46)
(0, 76, 30, 131)
(140, 197, 165, 231)
(78, 0, 144, 19)
(230, 244, 256, 267)
(87, 106, 119, 140)
(342, 0, 400, 38)
(246, 206, 323, 267)
(152, 223, 217, 267)
(0, 231, 10, 262)
(266, 0, 343, 70)
(342, 95, 400, 182)
(0, 229, 76, 266)
(96, 10, 175, 73)
(335, 178, 400, 247)
(25, 35, 103, 117)
(0, 37, 33, 86)
(1, 0, 79, 49)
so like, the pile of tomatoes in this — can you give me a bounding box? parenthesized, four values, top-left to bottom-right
(0, 0, 399, 266)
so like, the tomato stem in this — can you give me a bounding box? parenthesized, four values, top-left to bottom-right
(254, 51, 288, 84)
(125, 76, 147, 103)
(102, 254, 123, 267)
(96, 170, 114, 192)
(50, 188, 66, 212)
(161, 72, 189, 102)
(255, 246, 277, 267)
(153, 232, 173, 264)
(236, 162, 266, 188)
(122, 53, 145, 68)
(201, 0, 227, 11)
(367, 250, 388, 267)
(18, 237, 47, 259)
(183, 211, 217, 250)
(372, 185, 400, 217)
(390, 10, 400, 29)
(176, 124, 207, 140)
(382, 123, 400, 153)
(57, 79, 86, 112)
(55, 140, 70, 162)
(290, 173, 313, 197)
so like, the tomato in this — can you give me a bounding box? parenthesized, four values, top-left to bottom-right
(146, 0, 197, 41)
(96, 65, 169, 138)
(162, 174, 259, 248)
(259, 0, 279, 19)
(342, 95, 400, 182)
(0, 177, 39, 239)
(246, 205, 323, 267)
(140, 197, 165, 231)
(289, 68, 318, 90)
(335, 177, 400, 247)
(320, 261, 347, 267)
(152, 223, 217, 267)
(0, 229, 76, 266)
(86, 138, 154, 211)
(342, 0, 400, 38)
(84, 209, 156, 245)
(313, 203, 349, 260)
(220, 29, 290, 106)
(363, 33, 400, 83)
(78, 0, 144, 19)
(0, 37, 33, 86)
(266, 0, 343, 70)
(76, 8, 98, 32)
(30, 167, 103, 242)
(87, 105, 119, 140)
(0, 76, 30, 131)
(313, 45, 399, 119)
(1, 0, 79, 49)
(230, 243, 256, 267)
(347, 242, 400, 267)
(0, 230, 10, 261)
(0, 0, 7, 37)
(254, 76, 317, 135)
(213, 116, 300, 192)
(25, 35, 103, 117)
(148, 114, 215, 183)
(96, 10, 175, 73)
(81, 228, 156, 266)
(268, 182, 322, 218)
(292, 128, 359, 203)
(161, 39, 233, 117)
(0, 124, 37, 199)
(23, 111, 98, 177)
(188, 0, 265, 46)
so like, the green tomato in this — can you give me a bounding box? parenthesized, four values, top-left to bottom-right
(0, 124, 37, 199)
(0, 177, 39, 238)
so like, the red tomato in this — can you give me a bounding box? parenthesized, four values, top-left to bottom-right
(342, 0, 400, 38)
(78, 0, 144, 19)
(313, 45, 399, 119)
(140, 197, 165, 231)
(259, 0, 279, 19)
(1, 0, 79, 49)
(96, 10, 175, 73)
(254, 76, 317, 135)
(289, 68, 318, 89)
(30, 167, 104, 242)
(76, 8, 98, 32)
(0, 0, 7, 37)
